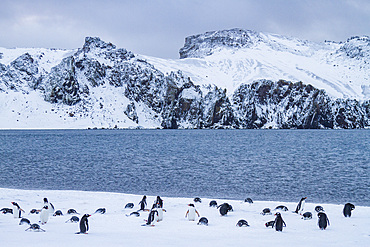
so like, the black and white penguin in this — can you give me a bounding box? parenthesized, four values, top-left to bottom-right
(76, 214, 91, 234)
(53, 210, 63, 216)
(125, 203, 134, 209)
(43, 198, 54, 215)
(1, 208, 13, 214)
(145, 209, 159, 226)
(315, 206, 324, 212)
(275, 205, 289, 211)
(302, 212, 312, 220)
(39, 205, 49, 225)
(94, 208, 106, 214)
(138, 196, 147, 211)
(244, 198, 253, 204)
(65, 216, 80, 223)
(261, 208, 272, 215)
(25, 223, 45, 232)
(318, 212, 330, 230)
(194, 197, 202, 203)
(217, 203, 233, 216)
(126, 211, 140, 217)
(209, 200, 217, 207)
(343, 203, 355, 217)
(272, 212, 286, 231)
(197, 217, 209, 226)
(294, 197, 307, 214)
(265, 221, 275, 228)
(19, 218, 31, 225)
(11, 202, 24, 218)
(236, 219, 249, 227)
(29, 209, 39, 214)
(67, 209, 79, 214)
(156, 196, 163, 208)
(185, 204, 200, 221)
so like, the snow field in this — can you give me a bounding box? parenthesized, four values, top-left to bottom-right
(0, 188, 369, 246)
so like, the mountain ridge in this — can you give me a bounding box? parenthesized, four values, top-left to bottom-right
(0, 29, 369, 129)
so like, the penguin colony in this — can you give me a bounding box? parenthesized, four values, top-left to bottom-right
(1, 195, 357, 234)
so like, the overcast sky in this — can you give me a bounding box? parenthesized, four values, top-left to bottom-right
(1, 0, 369, 58)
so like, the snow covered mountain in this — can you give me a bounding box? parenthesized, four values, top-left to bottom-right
(0, 29, 369, 129)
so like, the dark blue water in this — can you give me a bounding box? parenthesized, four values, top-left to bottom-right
(0, 130, 369, 206)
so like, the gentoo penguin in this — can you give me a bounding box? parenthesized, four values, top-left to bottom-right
(244, 198, 253, 204)
(315, 206, 324, 212)
(343, 203, 355, 217)
(185, 204, 200, 221)
(67, 209, 79, 214)
(19, 218, 31, 225)
(66, 216, 80, 223)
(39, 205, 49, 225)
(157, 207, 166, 222)
(265, 221, 275, 228)
(275, 205, 289, 211)
(53, 210, 63, 216)
(139, 196, 147, 211)
(197, 217, 209, 226)
(302, 212, 312, 220)
(194, 197, 202, 203)
(236, 219, 249, 227)
(217, 203, 233, 216)
(94, 208, 106, 214)
(209, 200, 217, 207)
(0, 208, 13, 214)
(156, 196, 163, 208)
(145, 209, 159, 226)
(272, 212, 286, 231)
(126, 211, 140, 217)
(25, 223, 45, 232)
(11, 202, 24, 218)
(294, 197, 307, 214)
(318, 212, 330, 230)
(125, 203, 134, 209)
(43, 198, 54, 215)
(261, 208, 272, 215)
(76, 214, 91, 234)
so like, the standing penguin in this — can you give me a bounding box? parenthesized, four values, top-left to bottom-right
(155, 196, 163, 208)
(138, 195, 147, 211)
(318, 212, 330, 230)
(11, 202, 24, 218)
(39, 205, 49, 225)
(157, 207, 166, 222)
(343, 203, 355, 217)
(76, 214, 91, 234)
(145, 209, 159, 226)
(43, 198, 54, 215)
(272, 212, 286, 231)
(294, 197, 307, 215)
(185, 204, 200, 221)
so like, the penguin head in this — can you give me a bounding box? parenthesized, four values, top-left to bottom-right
(43, 205, 48, 210)
(84, 214, 91, 217)
(275, 212, 281, 216)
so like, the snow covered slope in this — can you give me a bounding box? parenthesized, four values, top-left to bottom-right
(145, 28, 370, 100)
(0, 29, 369, 129)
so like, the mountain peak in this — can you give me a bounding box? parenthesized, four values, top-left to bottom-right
(82, 37, 117, 52)
(179, 28, 262, 59)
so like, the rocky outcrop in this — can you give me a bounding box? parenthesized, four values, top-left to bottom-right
(0, 35, 369, 129)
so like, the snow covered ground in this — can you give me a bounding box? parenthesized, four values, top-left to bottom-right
(0, 188, 368, 246)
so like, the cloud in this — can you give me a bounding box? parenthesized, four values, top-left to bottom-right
(0, 0, 369, 58)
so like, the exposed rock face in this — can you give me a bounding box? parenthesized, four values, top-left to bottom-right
(179, 28, 261, 59)
(232, 80, 369, 129)
(0, 35, 369, 129)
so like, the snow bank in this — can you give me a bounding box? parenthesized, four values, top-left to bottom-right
(0, 188, 368, 246)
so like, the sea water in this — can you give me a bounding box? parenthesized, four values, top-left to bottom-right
(0, 129, 369, 206)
